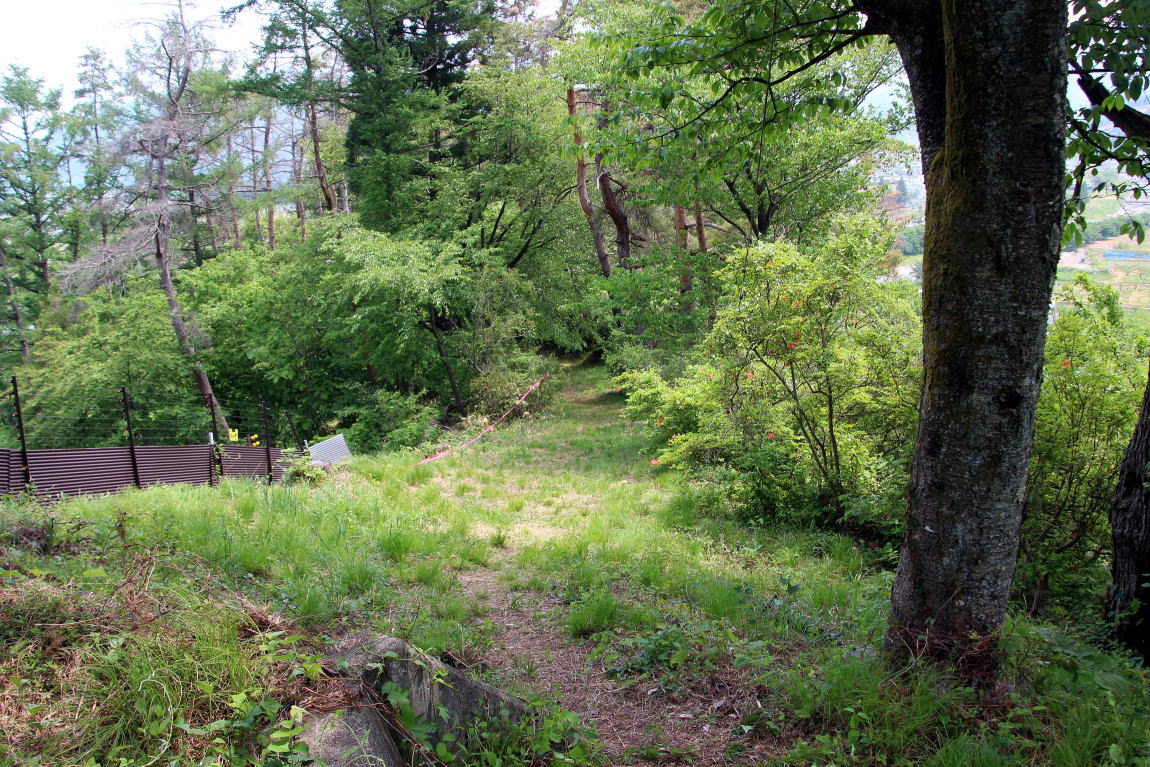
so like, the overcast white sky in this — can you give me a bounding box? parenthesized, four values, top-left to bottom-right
(0, 0, 265, 100)
(1, 0, 562, 101)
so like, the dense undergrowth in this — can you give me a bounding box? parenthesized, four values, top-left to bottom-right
(1, 363, 1148, 766)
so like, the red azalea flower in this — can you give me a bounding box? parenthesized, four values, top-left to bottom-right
(767, 433, 776, 438)
(745, 371, 754, 378)
(649, 458, 661, 466)
(788, 342, 797, 348)
(1061, 360, 1071, 366)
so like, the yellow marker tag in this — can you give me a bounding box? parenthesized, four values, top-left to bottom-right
(228, 429, 239, 442)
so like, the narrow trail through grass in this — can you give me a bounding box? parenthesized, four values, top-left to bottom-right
(425, 364, 761, 763)
(360, 362, 864, 764)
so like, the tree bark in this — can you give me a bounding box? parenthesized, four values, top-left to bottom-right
(263, 114, 276, 250)
(694, 206, 708, 253)
(880, 0, 1068, 679)
(227, 133, 243, 246)
(860, 4, 946, 177)
(567, 87, 612, 279)
(1108, 360, 1150, 659)
(250, 123, 265, 247)
(309, 102, 335, 212)
(293, 134, 308, 239)
(0, 245, 30, 361)
(187, 188, 205, 266)
(596, 158, 631, 269)
(301, 20, 336, 213)
(154, 152, 229, 434)
(673, 204, 692, 296)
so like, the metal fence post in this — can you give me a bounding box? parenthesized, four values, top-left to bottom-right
(260, 402, 273, 484)
(207, 393, 221, 444)
(11, 376, 31, 492)
(207, 430, 217, 488)
(205, 394, 220, 487)
(119, 387, 142, 489)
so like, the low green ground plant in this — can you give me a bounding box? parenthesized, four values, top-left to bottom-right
(0, 549, 320, 766)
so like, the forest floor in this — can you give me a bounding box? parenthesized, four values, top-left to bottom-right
(2, 361, 1147, 766)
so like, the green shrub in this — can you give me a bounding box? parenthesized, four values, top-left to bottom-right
(1019, 276, 1147, 616)
(282, 450, 327, 484)
(618, 217, 921, 540)
(345, 390, 441, 453)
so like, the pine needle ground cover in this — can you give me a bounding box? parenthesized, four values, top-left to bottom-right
(1, 363, 1148, 766)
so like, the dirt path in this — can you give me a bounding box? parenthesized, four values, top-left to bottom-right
(434, 368, 784, 765)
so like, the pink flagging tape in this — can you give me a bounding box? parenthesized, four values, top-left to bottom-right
(417, 374, 550, 465)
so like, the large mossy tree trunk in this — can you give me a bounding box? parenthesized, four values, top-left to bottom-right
(1108, 361, 1150, 659)
(866, 0, 1068, 678)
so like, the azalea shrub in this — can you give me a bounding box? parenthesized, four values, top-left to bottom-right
(1017, 276, 1148, 617)
(619, 218, 921, 542)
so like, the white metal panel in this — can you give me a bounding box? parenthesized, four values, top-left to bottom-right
(309, 433, 352, 465)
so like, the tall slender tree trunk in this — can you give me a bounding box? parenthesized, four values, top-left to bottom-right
(874, 0, 1068, 678)
(154, 152, 229, 434)
(0, 246, 30, 361)
(1108, 360, 1150, 659)
(300, 20, 336, 213)
(694, 206, 708, 253)
(308, 103, 335, 212)
(226, 134, 243, 246)
(250, 124, 265, 247)
(673, 204, 693, 296)
(293, 135, 308, 239)
(94, 115, 109, 246)
(567, 87, 612, 279)
(263, 115, 276, 250)
(35, 223, 50, 291)
(187, 189, 204, 266)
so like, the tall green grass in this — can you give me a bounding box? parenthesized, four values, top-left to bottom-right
(56, 454, 498, 649)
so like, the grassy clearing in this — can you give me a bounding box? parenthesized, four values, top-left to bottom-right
(2, 362, 1149, 766)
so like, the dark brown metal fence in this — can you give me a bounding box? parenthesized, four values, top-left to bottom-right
(221, 446, 287, 483)
(0, 444, 288, 500)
